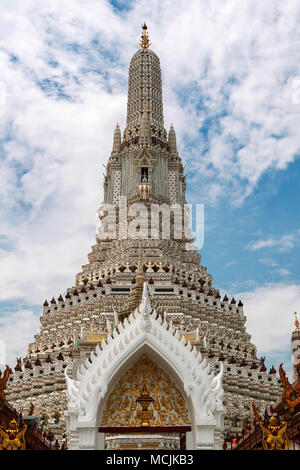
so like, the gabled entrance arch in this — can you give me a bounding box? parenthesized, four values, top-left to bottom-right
(65, 283, 225, 449)
(98, 352, 192, 449)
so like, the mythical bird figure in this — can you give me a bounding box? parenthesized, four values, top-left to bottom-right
(0, 419, 27, 450)
(260, 416, 289, 450)
(252, 401, 289, 450)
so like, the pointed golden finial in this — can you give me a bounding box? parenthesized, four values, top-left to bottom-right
(139, 23, 152, 49)
(294, 312, 299, 328)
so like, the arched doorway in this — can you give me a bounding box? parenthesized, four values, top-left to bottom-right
(99, 353, 191, 449)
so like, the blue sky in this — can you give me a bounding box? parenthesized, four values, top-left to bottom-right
(190, 158, 300, 291)
(0, 0, 300, 378)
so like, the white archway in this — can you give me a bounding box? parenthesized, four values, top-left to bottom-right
(65, 283, 225, 449)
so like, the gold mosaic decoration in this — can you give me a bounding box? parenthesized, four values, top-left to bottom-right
(101, 354, 191, 427)
(85, 333, 107, 343)
(180, 333, 195, 345)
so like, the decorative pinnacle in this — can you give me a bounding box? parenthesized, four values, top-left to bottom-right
(136, 244, 144, 286)
(113, 122, 121, 152)
(294, 312, 299, 329)
(139, 23, 152, 49)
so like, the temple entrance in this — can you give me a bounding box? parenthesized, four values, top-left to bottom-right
(99, 354, 192, 450)
(65, 283, 225, 450)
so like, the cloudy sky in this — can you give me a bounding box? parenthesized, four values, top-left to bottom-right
(0, 0, 299, 377)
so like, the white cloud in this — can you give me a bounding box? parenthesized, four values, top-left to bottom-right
(247, 232, 298, 252)
(258, 258, 279, 267)
(0, 1, 129, 303)
(0, 309, 40, 368)
(236, 283, 300, 375)
(277, 268, 291, 277)
(258, 259, 291, 279)
(225, 260, 237, 267)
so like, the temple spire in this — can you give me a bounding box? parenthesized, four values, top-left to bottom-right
(292, 312, 300, 382)
(126, 27, 164, 130)
(112, 123, 121, 153)
(136, 245, 144, 286)
(168, 123, 177, 154)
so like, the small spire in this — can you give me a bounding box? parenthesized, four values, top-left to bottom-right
(57, 352, 64, 361)
(140, 282, 152, 316)
(168, 123, 177, 154)
(112, 122, 121, 152)
(139, 23, 152, 49)
(294, 312, 299, 329)
(136, 245, 144, 287)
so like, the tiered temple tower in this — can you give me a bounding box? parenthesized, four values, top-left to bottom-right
(5, 25, 282, 444)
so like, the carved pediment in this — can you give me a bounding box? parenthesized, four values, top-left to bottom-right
(133, 148, 155, 168)
(101, 354, 191, 427)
